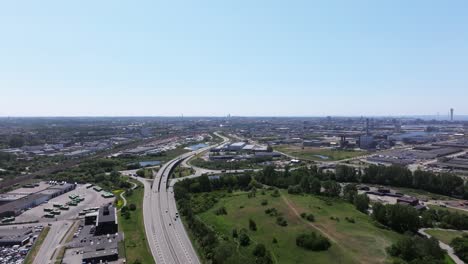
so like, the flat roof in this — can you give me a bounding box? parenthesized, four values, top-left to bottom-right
(83, 248, 118, 260)
(0, 193, 28, 202)
(0, 193, 49, 214)
(97, 205, 117, 224)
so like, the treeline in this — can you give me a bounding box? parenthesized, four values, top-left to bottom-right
(371, 203, 468, 233)
(51, 158, 131, 190)
(387, 235, 445, 264)
(254, 164, 467, 199)
(451, 234, 468, 263)
(421, 208, 468, 230)
(190, 157, 267, 170)
(337, 164, 467, 198)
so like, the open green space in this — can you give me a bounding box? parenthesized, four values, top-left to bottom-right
(390, 186, 456, 201)
(172, 166, 195, 178)
(425, 229, 466, 245)
(118, 179, 153, 264)
(275, 145, 366, 161)
(428, 204, 468, 216)
(195, 189, 401, 264)
(24, 226, 50, 264)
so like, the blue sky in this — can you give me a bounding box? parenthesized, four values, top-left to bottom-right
(0, 0, 467, 116)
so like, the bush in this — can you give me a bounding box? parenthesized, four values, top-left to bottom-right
(345, 217, 355, 223)
(129, 203, 137, 211)
(276, 216, 288, 226)
(215, 206, 227, 215)
(306, 214, 315, 222)
(232, 228, 238, 238)
(253, 243, 266, 257)
(272, 237, 278, 244)
(300, 212, 307, 218)
(261, 199, 268, 206)
(271, 189, 280, 197)
(239, 231, 250, 246)
(264, 208, 278, 217)
(296, 232, 331, 251)
(249, 218, 257, 231)
(451, 234, 468, 262)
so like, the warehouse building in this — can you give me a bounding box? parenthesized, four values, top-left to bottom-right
(0, 228, 32, 246)
(0, 183, 76, 217)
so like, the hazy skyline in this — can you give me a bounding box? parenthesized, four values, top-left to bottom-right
(1, 0, 467, 116)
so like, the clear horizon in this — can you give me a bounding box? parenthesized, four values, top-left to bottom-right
(1, 0, 467, 116)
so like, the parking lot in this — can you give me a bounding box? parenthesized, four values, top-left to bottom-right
(15, 184, 114, 223)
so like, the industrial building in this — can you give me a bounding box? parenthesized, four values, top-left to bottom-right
(0, 183, 76, 217)
(82, 247, 119, 263)
(95, 205, 118, 236)
(0, 228, 32, 247)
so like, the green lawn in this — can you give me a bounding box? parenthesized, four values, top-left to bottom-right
(425, 229, 466, 245)
(275, 145, 367, 161)
(391, 186, 455, 201)
(118, 179, 154, 263)
(112, 189, 124, 209)
(196, 190, 401, 264)
(428, 205, 468, 215)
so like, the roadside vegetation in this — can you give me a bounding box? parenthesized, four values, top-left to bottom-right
(190, 157, 266, 170)
(24, 226, 50, 264)
(117, 179, 153, 264)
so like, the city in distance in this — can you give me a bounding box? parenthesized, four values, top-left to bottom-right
(2, 0, 468, 264)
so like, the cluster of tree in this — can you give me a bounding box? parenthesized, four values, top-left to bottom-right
(295, 232, 331, 251)
(191, 157, 268, 170)
(257, 164, 467, 199)
(174, 174, 259, 263)
(450, 234, 468, 263)
(336, 164, 467, 198)
(421, 209, 468, 230)
(120, 203, 136, 219)
(387, 235, 445, 264)
(135, 168, 153, 178)
(372, 203, 421, 233)
(51, 158, 131, 190)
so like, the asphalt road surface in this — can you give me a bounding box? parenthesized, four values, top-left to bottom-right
(139, 132, 229, 264)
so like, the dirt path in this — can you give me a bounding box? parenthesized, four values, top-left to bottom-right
(281, 194, 366, 264)
(281, 194, 338, 243)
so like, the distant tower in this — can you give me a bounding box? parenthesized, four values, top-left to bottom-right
(366, 118, 370, 135)
(450, 108, 454, 121)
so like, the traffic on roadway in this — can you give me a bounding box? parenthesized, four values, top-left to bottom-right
(139, 132, 229, 264)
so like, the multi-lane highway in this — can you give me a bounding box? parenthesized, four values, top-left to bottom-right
(140, 132, 229, 264)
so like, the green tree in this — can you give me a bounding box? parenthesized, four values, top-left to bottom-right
(253, 243, 266, 257)
(353, 194, 369, 213)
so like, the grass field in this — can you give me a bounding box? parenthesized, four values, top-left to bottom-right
(425, 229, 466, 245)
(24, 226, 50, 264)
(428, 204, 468, 215)
(391, 186, 455, 201)
(275, 145, 367, 161)
(118, 179, 154, 263)
(196, 189, 401, 264)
